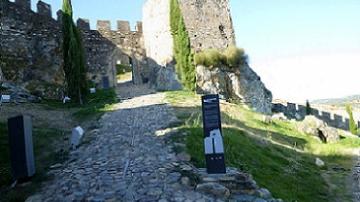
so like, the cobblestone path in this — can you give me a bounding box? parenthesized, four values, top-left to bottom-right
(34, 85, 216, 202)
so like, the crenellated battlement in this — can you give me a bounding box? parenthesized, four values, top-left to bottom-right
(1, 0, 147, 95)
(5, 0, 143, 34)
(77, 18, 90, 30)
(5, 0, 57, 22)
(89, 19, 143, 33)
(273, 102, 360, 131)
(37, 0, 52, 17)
(96, 20, 111, 31)
(136, 21, 143, 33)
(117, 20, 130, 32)
(15, 0, 31, 9)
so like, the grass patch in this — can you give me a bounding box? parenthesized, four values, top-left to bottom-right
(165, 90, 360, 202)
(72, 88, 117, 120)
(40, 88, 117, 121)
(0, 122, 67, 202)
(116, 64, 132, 81)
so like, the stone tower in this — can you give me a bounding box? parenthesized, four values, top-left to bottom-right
(143, 0, 236, 66)
(177, 0, 236, 51)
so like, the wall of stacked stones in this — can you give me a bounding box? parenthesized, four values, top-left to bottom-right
(178, 0, 236, 52)
(77, 19, 148, 87)
(273, 103, 360, 131)
(143, 0, 236, 67)
(1, 0, 149, 98)
(0, 0, 64, 98)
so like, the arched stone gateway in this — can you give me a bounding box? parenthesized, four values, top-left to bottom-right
(78, 18, 149, 88)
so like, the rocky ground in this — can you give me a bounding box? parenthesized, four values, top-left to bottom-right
(27, 85, 216, 201)
(25, 84, 279, 202)
(353, 149, 360, 202)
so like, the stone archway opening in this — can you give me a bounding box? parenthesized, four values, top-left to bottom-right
(115, 55, 134, 84)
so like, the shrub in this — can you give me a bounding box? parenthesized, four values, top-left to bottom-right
(194, 51, 206, 67)
(223, 46, 247, 67)
(194, 46, 247, 68)
(346, 104, 358, 135)
(194, 49, 224, 67)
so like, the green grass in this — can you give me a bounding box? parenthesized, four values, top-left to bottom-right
(116, 64, 133, 81)
(165, 90, 360, 202)
(40, 88, 117, 121)
(72, 88, 117, 120)
(0, 122, 67, 202)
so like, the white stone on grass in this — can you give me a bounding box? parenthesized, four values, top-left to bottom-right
(315, 158, 325, 167)
(70, 126, 84, 149)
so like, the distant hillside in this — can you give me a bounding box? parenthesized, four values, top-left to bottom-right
(312, 95, 360, 106)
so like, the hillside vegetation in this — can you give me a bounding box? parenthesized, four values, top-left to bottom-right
(166, 91, 360, 202)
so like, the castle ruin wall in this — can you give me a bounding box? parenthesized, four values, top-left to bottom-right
(178, 0, 236, 51)
(273, 102, 359, 131)
(1, 0, 149, 98)
(0, 0, 64, 98)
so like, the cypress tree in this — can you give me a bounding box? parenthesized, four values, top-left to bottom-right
(346, 104, 358, 135)
(62, 0, 87, 104)
(306, 100, 311, 115)
(170, 0, 195, 91)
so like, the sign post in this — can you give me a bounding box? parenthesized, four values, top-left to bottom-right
(201, 94, 226, 174)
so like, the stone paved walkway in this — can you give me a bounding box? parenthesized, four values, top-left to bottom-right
(34, 85, 216, 202)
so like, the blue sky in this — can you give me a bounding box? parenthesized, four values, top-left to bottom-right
(27, 0, 360, 102)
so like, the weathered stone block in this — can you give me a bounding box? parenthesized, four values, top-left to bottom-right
(15, 0, 31, 9)
(37, 1, 52, 17)
(97, 20, 111, 31)
(117, 20, 130, 32)
(77, 18, 90, 30)
(136, 21, 143, 33)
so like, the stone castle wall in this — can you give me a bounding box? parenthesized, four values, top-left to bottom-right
(77, 19, 147, 87)
(143, 0, 236, 65)
(178, 0, 236, 51)
(0, 0, 64, 98)
(273, 102, 360, 131)
(143, 0, 174, 66)
(0, 0, 148, 98)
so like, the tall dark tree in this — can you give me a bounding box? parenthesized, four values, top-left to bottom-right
(62, 0, 87, 104)
(306, 100, 311, 115)
(170, 0, 195, 91)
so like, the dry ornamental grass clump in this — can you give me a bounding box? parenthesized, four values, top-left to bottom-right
(194, 46, 248, 68)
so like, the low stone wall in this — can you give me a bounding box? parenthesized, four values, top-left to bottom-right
(273, 102, 360, 131)
(174, 163, 282, 201)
